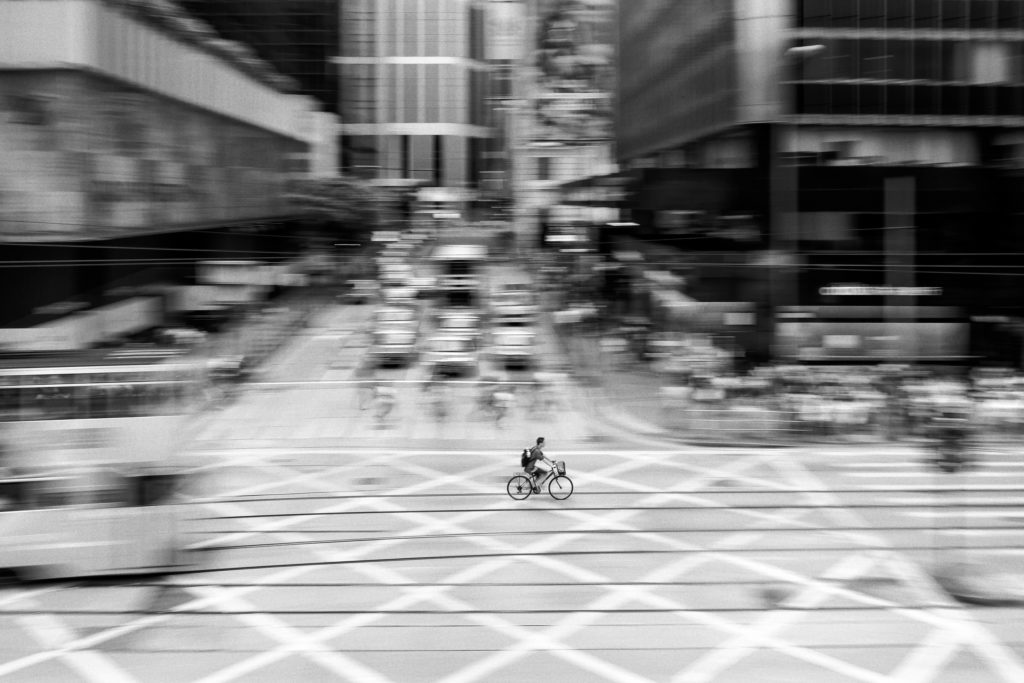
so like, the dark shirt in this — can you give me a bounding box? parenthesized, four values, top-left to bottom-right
(525, 445, 545, 471)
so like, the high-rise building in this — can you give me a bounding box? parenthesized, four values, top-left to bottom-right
(518, 0, 618, 248)
(336, 0, 490, 190)
(615, 0, 1024, 364)
(0, 0, 324, 337)
(183, 0, 505, 219)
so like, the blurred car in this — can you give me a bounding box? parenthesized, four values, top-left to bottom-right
(410, 276, 436, 299)
(369, 327, 418, 367)
(381, 286, 420, 306)
(341, 279, 378, 304)
(489, 327, 535, 370)
(380, 261, 413, 288)
(374, 305, 420, 331)
(422, 334, 478, 377)
(491, 310, 534, 328)
(490, 286, 539, 318)
(435, 309, 482, 343)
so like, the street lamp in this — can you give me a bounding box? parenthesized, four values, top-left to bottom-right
(770, 43, 826, 360)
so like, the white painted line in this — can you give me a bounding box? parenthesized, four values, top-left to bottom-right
(904, 510, 1024, 519)
(188, 447, 685, 458)
(17, 613, 138, 683)
(864, 485, 1024, 492)
(845, 471, 1014, 478)
(672, 553, 879, 683)
(885, 496, 1022, 506)
(837, 461, 1024, 469)
(935, 529, 1024, 537)
(877, 626, 962, 683)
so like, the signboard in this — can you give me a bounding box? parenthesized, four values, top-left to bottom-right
(529, 0, 614, 144)
(820, 285, 943, 297)
(486, 1, 527, 60)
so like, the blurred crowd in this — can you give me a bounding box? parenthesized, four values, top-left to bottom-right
(574, 320, 1024, 445)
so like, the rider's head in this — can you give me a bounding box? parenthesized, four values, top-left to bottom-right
(536, 437, 545, 445)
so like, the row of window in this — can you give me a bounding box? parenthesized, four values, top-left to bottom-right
(800, 0, 1024, 29)
(794, 39, 1024, 84)
(796, 82, 1024, 116)
(0, 381, 198, 421)
(340, 64, 479, 125)
(0, 472, 177, 510)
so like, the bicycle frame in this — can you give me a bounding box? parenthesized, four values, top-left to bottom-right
(531, 467, 555, 490)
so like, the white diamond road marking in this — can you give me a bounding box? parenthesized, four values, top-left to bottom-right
(190, 446, 1024, 682)
(182, 447, 978, 683)
(4, 446, 1022, 683)
(193, 453, 819, 683)
(16, 608, 137, 683)
(774, 456, 1024, 682)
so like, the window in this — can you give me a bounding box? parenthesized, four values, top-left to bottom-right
(538, 157, 552, 180)
(433, 135, 444, 186)
(941, 0, 969, 29)
(0, 481, 26, 512)
(888, 0, 913, 28)
(860, 0, 886, 28)
(997, 0, 1022, 29)
(133, 473, 179, 506)
(800, 0, 830, 27)
(969, 0, 997, 30)
(913, 40, 942, 81)
(832, 0, 858, 27)
(913, 0, 941, 29)
(860, 40, 893, 79)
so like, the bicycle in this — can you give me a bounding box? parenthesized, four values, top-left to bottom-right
(507, 460, 573, 500)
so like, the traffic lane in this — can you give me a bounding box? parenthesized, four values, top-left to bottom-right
(182, 493, 933, 606)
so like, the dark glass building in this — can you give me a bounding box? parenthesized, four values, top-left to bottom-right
(614, 0, 1024, 364)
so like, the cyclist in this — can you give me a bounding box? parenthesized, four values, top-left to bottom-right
(372, 383, 397, 427)
(492, 384, 516, 427)
(522, 437, 554, 493)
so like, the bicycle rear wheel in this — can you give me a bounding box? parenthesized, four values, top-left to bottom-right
(507, 475, 532, 500)
(548, 475, 573, 500)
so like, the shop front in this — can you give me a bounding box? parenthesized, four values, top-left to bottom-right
(776, 302, 970, 367)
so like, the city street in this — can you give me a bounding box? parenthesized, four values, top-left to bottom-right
(1, 298, 1024, 682)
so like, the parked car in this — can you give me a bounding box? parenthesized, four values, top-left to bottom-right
(341, 279, 379, 304)
(369, 327, 418, 367)
(422, 334, 478, 377)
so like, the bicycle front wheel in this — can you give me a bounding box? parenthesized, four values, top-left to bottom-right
(507, 475, 532, 500)
(548, 475, 573, 500)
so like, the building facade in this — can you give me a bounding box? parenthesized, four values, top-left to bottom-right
(519, 0, 617, 247)
(335, 0, 491, 191)
(0, 0, 324, 337)
(615, 0, 1024, 364)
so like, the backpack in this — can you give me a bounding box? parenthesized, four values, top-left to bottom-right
(520, 448, 530, 468)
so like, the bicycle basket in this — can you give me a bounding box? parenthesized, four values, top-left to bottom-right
(555, 461, 565, 475)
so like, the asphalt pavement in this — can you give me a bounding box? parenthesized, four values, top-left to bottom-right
(3, 283, 1024, 681)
